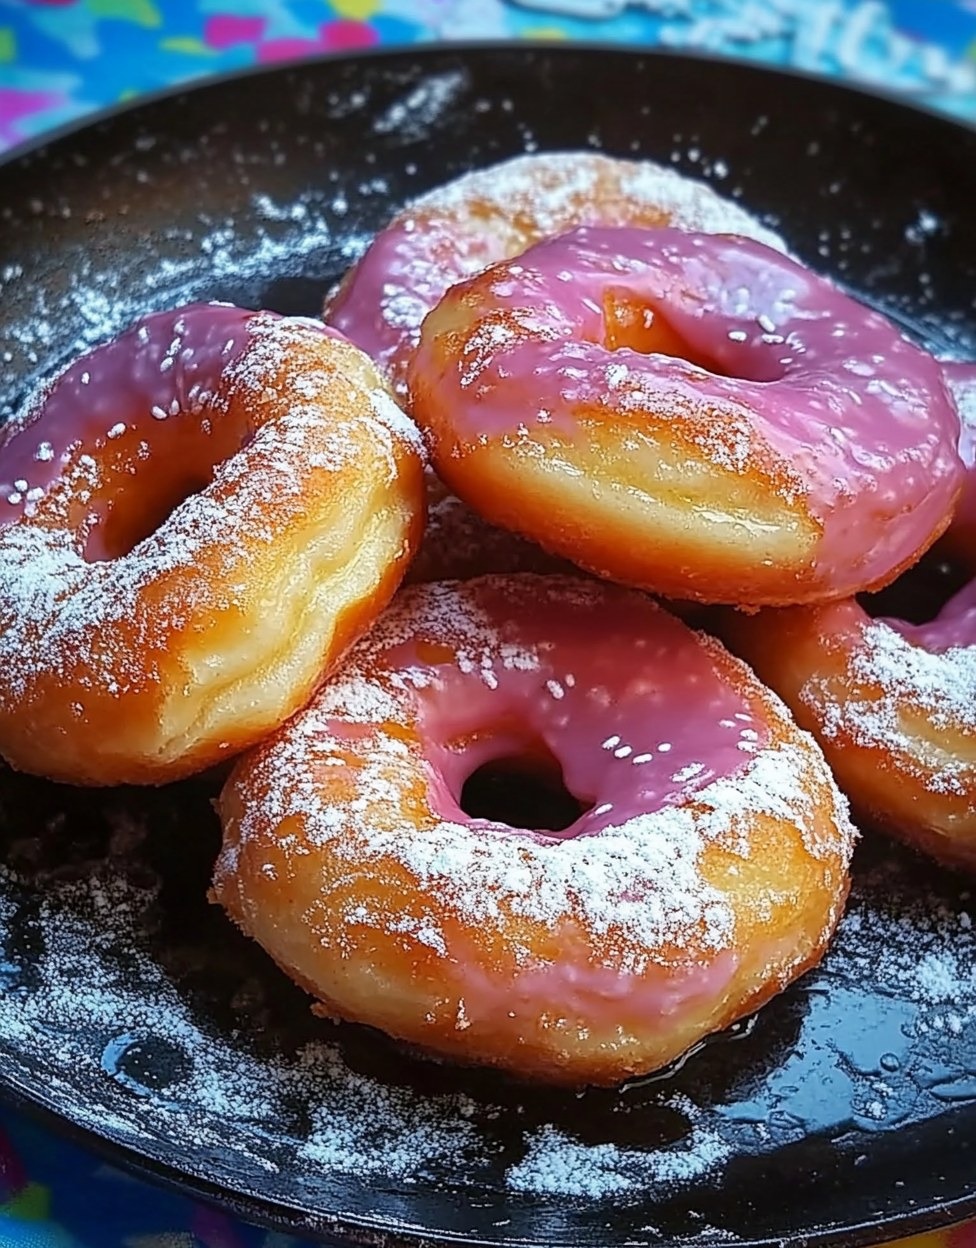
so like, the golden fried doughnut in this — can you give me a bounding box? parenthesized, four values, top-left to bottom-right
(724, 598, 976, 873)
(213, 575, 856, 1087)
(409, 227, 963, 606)
(0, 305, 425, 786)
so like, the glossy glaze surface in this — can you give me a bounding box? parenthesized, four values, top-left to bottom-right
(0, 304, 258, 537)
(417, 226, 963, 594)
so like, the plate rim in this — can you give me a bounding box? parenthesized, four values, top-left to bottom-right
(1, 37, 974, 171)
(4, 1070, 976, 1248)
(2, 38, 976, 1248)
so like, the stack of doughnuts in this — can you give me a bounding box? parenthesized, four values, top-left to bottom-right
(2, 151, 971, 1087)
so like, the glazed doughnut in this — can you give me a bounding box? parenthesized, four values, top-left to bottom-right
(406, 468, 570, 584)
(409, 226, 963, 606)
(213, 575, 856, 1087)
(325, 151, 786, 397)
(724, 364, 976, 873)
(0, 304, 425, 787)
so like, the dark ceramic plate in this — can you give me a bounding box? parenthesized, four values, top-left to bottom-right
(1, 44, 976, 1248)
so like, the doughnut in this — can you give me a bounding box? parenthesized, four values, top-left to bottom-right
(213, 575, 856, 1087)
(324, 151, 786, 397)
(0, 304, 426, 787)
(406, 468, 570, 584)
(723, 363, 976, 873)
(409, 225, 963, 606)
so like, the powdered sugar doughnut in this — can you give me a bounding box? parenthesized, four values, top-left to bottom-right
(725, 364, 976, 872)
(325, 151, 786, 397)
(0, 304, 425, 786)
(410, 226, 963, 606)
(213, 575, 856, 1087)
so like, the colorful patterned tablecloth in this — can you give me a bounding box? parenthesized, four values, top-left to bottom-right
(2, 0, 976, 150)
(2, 2, 976, 1246)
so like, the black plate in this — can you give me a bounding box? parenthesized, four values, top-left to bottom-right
(2, 44, 976, 1248)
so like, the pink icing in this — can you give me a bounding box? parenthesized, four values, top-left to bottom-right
(0, 305, 342, 558)
(0, 304, 257, 530)
(414, 226, 963, 598)
(326, 214, 506, 380)
(339, 582, 768, 839)
(323, 153, 786, 392)
(231, 575, 852, 1056)
(883, 361, 976, 655)
(885, 578, 976, 653)
(943, 360, 976, 537)
(458, 946, 740, 1036)
(308, 579, 786, 1038)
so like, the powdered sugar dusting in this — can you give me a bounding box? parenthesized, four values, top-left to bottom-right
(372, 70, 466, 142)
(507, 1120, 732, 1197)
(827, 855, 976, 1048)
(417, 152, 787, 252)
(1, 185, 373, 428)
(807, 621, 976, 797)
(368, 383, 428, 463)
(0, 821, 778, 1205)
(0, 794, 970, 1220)
(0, 859, 482, 1178)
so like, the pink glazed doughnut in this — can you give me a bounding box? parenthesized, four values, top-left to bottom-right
(0, 304, 425, 786)
(409, 226, 964, 606)
(324, 152, 786, 398)
(724, 364, 976, 873)
(213, 575, 856, 1086)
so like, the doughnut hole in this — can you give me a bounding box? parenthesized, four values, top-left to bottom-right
(459, 746, 590, 834)
(601, 288, 790, 385)
(602, 289, 729, 377)
(82, 411, 256, 561)
(92, 468, 214, 561)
